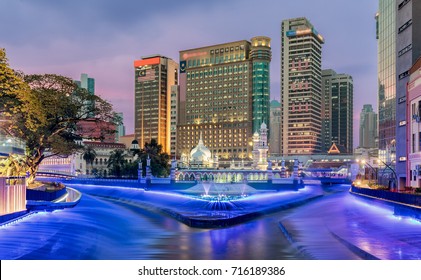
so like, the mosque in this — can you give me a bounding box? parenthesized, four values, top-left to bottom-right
(179, 123, 270, 170)
(139, 122, 303, 187)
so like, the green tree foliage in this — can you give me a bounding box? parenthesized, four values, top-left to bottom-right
(121, 160, 139, 178)
(107, 149, 126, 178)
(136, 139, 170, 177)
(0, 153, 26, 177)
(0, 48, 30, 115)
(0, 49, 119, 184)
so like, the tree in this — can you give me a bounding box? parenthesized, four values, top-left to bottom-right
(0, 153, 26, 177)
(135, 139, 170, 177)
(0, 48, 29, 115)
(107, 149, 126, 178)
(82, 145, 97, 173)
(0, 52, 119, 184)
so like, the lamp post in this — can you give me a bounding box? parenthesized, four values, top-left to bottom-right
(376, 158, 397, 189)
(356, 158, 378, 186)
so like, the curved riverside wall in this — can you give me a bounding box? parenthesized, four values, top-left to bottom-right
(26, 188, 67, 201)
(26, 187, 82, 211)
(0, 210, 28, 225)
(350, 186, 421, 207)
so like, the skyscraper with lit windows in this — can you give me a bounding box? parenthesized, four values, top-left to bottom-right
(134, 55, 178, 153)
(376, 0, 396, 167)
(321, 69, 353, 154)
(281, 17, 324, 156)
(177, 37, 271, 160)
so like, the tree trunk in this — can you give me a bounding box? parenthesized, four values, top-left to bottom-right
(27, 164, 39, 186)
(26, 154, 43, 186)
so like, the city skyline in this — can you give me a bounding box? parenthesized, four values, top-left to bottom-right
(0, 0, 378, 148)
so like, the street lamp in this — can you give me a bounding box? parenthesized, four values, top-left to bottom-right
(356, 158, 378, 186)
(376, 158, 397, 189)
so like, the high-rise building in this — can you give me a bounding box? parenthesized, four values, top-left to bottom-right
(269, 100, 281, 156)
(80, 73, 95, 94)
(395, 0, 421, 188)
(281, 17, 324, 156)
(376, 0, 396, 167)
(115, 112, 126, 142)
(359, 104, 378, 149)
(134, 55, 178, 153)
(170, 85, 180, 158)
(250, 36, 272, 133)
(321, 69, 353, 154)
(75, 73, 95, 117)
(177, 37, 271, 160)
(406, 57, 421, 188)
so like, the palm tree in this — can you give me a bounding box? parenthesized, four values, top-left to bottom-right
(137, 139, 170, 177)
(107, 149, 126, 178)
(82, 146, 96, 174)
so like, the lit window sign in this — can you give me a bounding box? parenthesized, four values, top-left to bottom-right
(399, 156, 407, 161)
(182, 51, 208, 60)
(286, 28, 324, 43)
(399, 120, 407, 126)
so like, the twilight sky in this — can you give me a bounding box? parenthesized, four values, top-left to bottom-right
(0, 0, 378, 148)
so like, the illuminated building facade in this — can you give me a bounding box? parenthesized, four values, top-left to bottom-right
(395, 0, 421, 188)
(250, 36, 272, 133)
(134, 55, 178, 153)
(177, 38, 271, 160)
(38, 141, 133, 177)
(321, 69, 353, 154)
(170, 85, 180, 158)
(0, 177, 26, 216)
(406, 57, 421, 189)
(281, 17, 324, 156)
(376, 0, 396, 170)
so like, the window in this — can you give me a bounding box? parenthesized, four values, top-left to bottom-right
(398, 19, 412, 34)
(413, 133, 416, 153)
(419, 131, 421, 153)
(398, 44, 412, 57)
(398, 0, 410, 10)
(399, 70, 409, 80)
(418, 100, 421, 118)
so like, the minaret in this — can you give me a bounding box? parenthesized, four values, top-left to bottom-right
(258, 122, 269, 169)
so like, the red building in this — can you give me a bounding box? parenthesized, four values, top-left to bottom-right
(77, 119, 116, 143)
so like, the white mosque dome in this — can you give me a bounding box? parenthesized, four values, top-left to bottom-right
(190, 133, 212, 163)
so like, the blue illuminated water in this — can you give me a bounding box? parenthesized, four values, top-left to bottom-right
(0, 184, 420, 260)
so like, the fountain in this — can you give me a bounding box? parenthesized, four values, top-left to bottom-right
(181, 182, 261, 199)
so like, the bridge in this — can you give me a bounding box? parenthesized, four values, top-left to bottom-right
(36, 170, 75, 179)
(301, 167, 352, 184)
